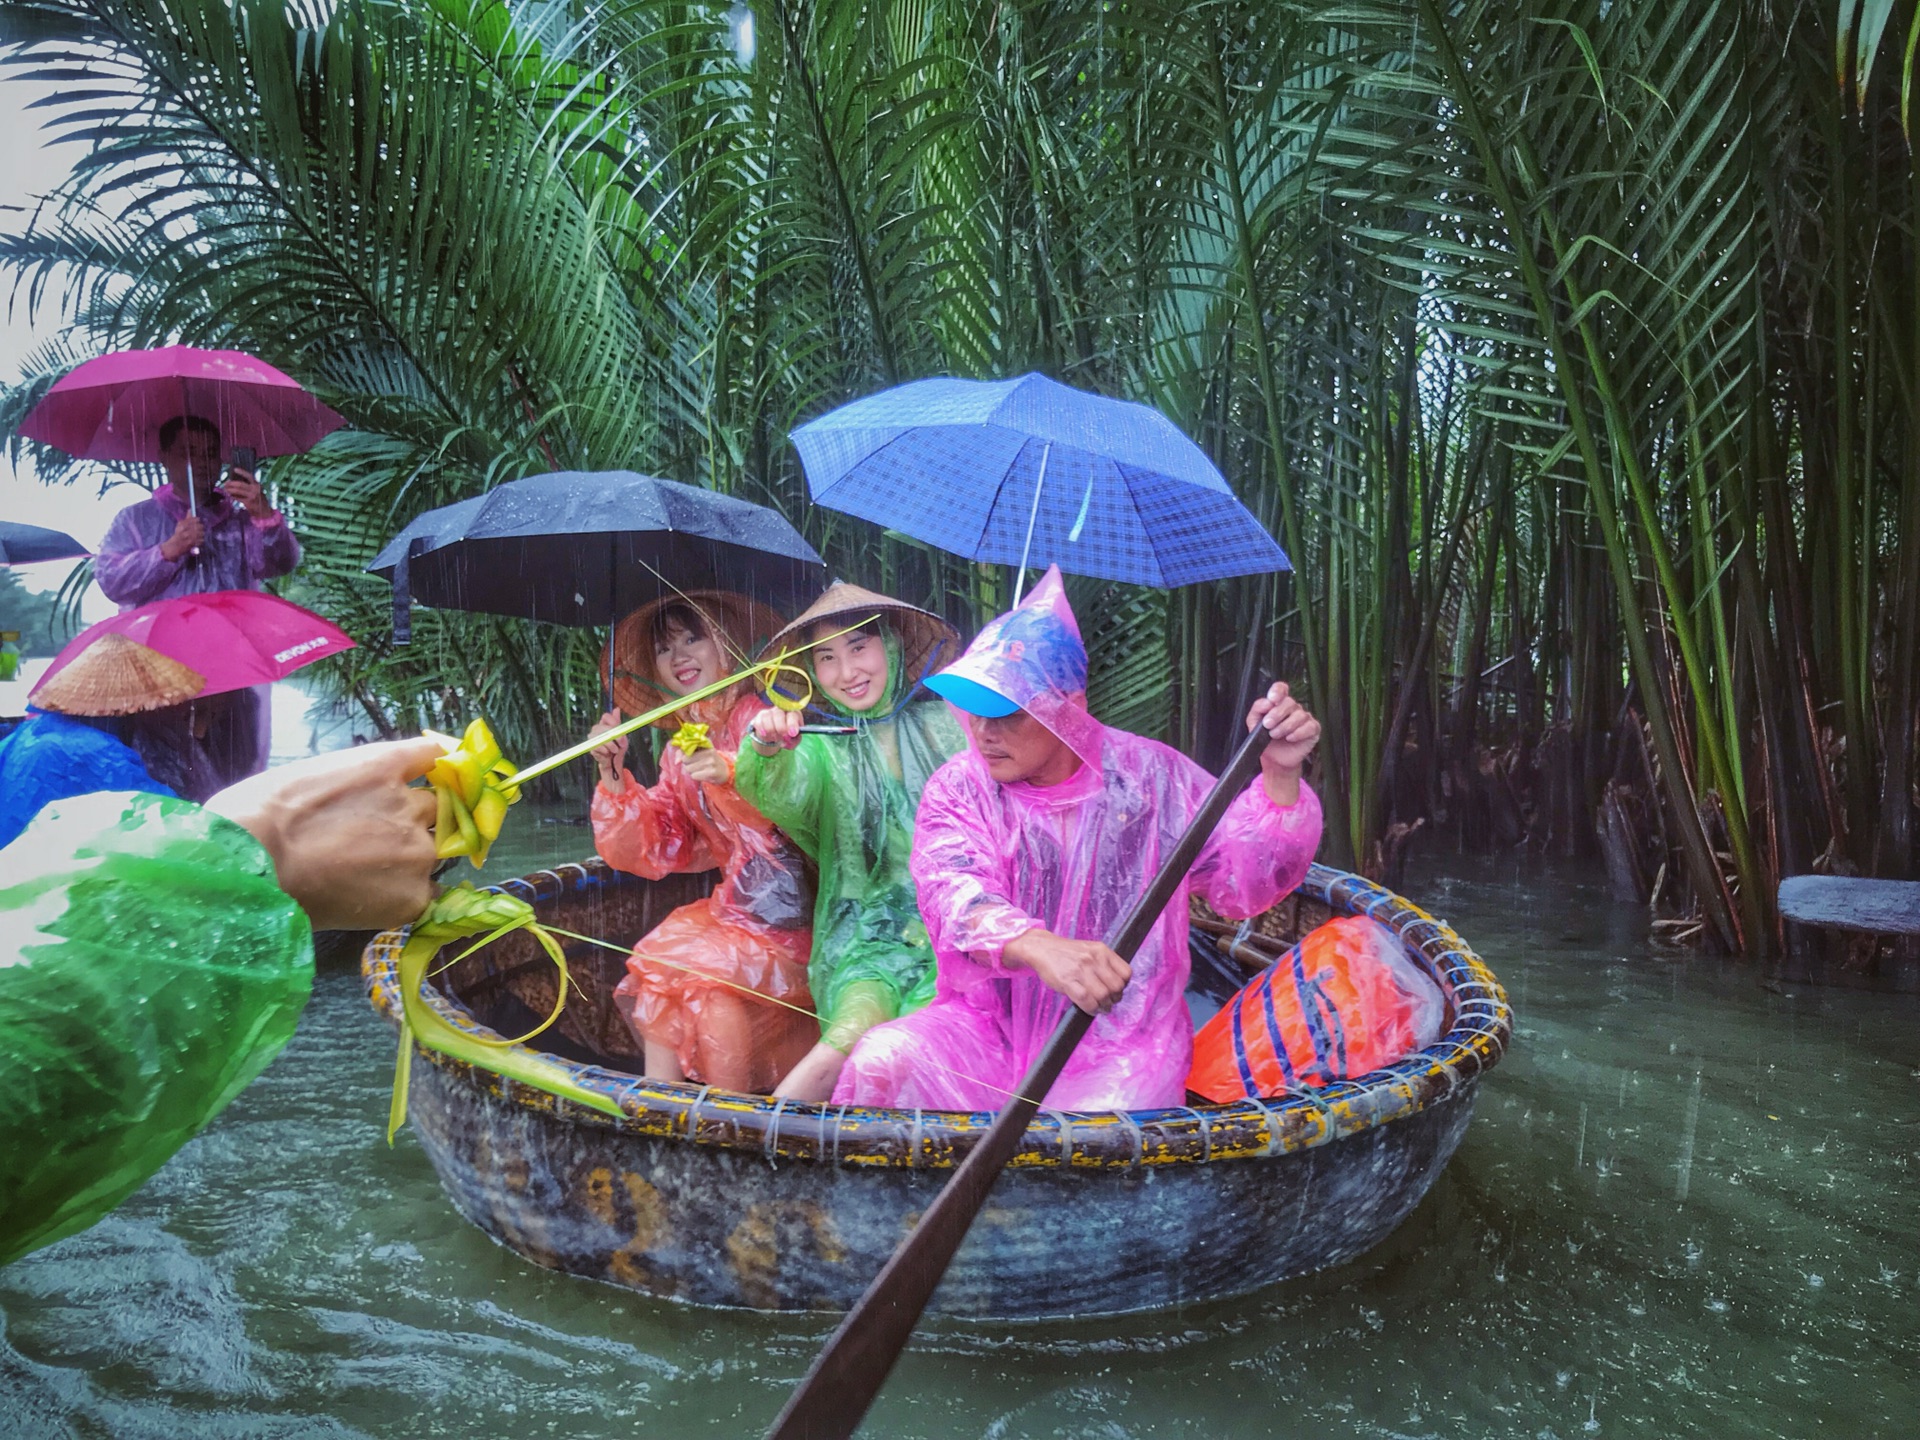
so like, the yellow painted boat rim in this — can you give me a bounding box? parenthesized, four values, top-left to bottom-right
(363, 862, 1511, 1171)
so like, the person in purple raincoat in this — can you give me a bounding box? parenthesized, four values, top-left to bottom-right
(832, 566, 1324, 1113)
(94, 415, 301, 799)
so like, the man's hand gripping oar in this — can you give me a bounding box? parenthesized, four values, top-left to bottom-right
(763, 692, 1306, 1440)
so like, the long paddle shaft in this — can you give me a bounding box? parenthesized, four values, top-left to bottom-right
(764, 724, 1271, 1440)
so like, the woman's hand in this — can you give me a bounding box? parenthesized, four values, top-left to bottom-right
(680, 747, 734, 785)
(749, 707, 803, 754)
(205, 737, 443, 931)
(589, 709, 629, 787)
(1246, 681, 1320, 807)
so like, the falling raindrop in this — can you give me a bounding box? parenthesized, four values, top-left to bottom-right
(1674, 1069, 1702, 1202)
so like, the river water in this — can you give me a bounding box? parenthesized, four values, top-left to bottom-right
(2, 852, 1916, 1439)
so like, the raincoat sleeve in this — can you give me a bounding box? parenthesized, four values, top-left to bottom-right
(696, 696, 778, 833)
(731, 736, 834, 857)
(1187, 764, 1323, 919)
(699, 758, 770, 832)
(0, 717, 175, 850)
(0, 790, 314, 1267)
(591, 768, 718, 879)
(909, 759, 1043, 972)
(94, 501, 184, 607)
(248, 510, 302, 580)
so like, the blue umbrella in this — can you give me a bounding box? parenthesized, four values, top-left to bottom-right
(0, 521, 89, 566)
(791, 373, 1290, 592)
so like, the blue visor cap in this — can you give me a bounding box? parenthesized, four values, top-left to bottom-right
(923, 672, 1020, 717)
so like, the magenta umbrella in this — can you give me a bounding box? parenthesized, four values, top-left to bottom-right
(31, 589, 354, 704)
(18, 345, 345, 462)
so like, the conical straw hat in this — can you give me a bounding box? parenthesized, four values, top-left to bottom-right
(604, 589, 787, 724)
(31, 633, 206, 716)
(762, 582, 961, 690)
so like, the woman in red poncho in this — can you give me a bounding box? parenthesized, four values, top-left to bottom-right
(587, 592, 816, 1093)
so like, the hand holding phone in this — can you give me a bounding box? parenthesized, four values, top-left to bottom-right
(222, 445, 273, 519)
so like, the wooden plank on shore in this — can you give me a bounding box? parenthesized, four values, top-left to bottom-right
(1777, 876, 1920, 935)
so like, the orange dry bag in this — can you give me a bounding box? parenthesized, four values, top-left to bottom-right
(1187, 915, 1445, 1103)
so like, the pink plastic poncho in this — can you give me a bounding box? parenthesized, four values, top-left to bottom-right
(834, 570, 1323, 1112)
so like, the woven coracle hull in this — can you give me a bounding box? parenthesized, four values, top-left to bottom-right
(365, 860, 1509, 1319)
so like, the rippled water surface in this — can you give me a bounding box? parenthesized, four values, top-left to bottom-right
(4, 855, 1917, 1438)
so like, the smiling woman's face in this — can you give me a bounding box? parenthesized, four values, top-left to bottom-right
(653, 622, 724, 697)
(809, 627, 891, 713)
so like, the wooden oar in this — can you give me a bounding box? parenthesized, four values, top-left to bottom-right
(763, 725, 1270, 1440)
(1778, 875, 1920, 935)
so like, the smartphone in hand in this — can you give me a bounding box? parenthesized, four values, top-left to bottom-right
(229, 444, 258, 476)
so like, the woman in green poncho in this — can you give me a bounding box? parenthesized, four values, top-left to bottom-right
(736, 584, 967, 1102)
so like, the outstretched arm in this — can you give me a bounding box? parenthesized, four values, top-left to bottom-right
(1, 737, 448, 1266)
(733, 720, 832, 857)
(1190, 683, 1324, 918)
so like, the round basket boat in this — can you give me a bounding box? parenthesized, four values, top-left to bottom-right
(364, 860, 1509, 1320)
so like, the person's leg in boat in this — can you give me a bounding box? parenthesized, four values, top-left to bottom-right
(690, 989, 763, 1092)
(643, 1037, 685, 1083)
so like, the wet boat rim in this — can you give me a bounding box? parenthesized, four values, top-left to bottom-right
(363, 861, 1512, 1171)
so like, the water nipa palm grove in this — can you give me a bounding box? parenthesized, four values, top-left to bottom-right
(1, 1, 1916, 1436)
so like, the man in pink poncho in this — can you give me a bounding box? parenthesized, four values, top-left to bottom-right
(833, 566, 1324, 1113)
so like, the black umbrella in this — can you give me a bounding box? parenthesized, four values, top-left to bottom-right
(367, 471, 825, 640)
(0, 521, 89, 565)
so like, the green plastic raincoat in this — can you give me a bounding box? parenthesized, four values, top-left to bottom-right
(734, 634, 966, 1050)
(0, 790, 312, 1266)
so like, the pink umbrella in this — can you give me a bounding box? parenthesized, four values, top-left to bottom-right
(18, 346, 345, 462)
(31, 590, 355, 705)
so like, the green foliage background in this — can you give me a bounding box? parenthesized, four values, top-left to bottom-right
(3, 0, 1918, 955)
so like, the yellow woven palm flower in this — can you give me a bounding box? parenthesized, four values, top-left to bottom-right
(669, 721, 712, 755)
